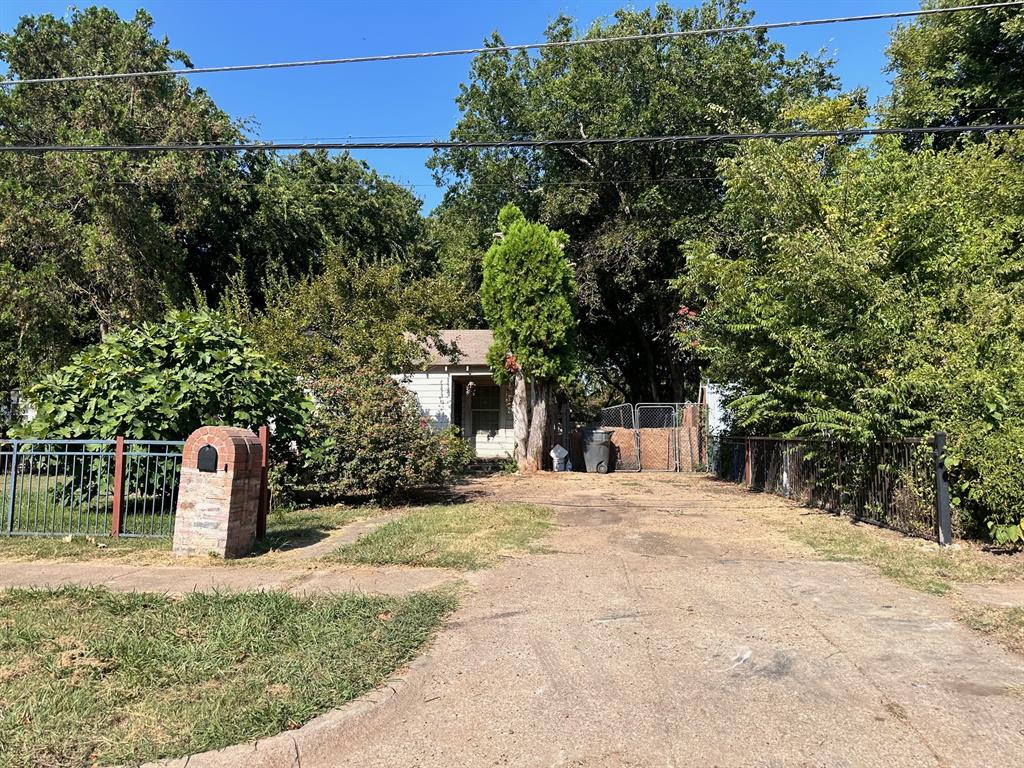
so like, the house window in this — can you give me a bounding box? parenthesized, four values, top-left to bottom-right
(472, 384, 501, 434)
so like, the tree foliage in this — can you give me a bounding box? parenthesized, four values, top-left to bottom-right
(683, 99, 1024, 534)
(885, 1, 1024, 143)
(0, 8, 246, 390)
(237, 251, 474, 379)
(430, 0, 836, 402)
(0, 10, 463, 395)
(15, 310, 309, 445)
(482, 205, 577, 382)
(230, 150, 436, 309)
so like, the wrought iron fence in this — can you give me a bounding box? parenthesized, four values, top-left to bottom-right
(710, 435, 950, 542)
(1, 438, 184, 538)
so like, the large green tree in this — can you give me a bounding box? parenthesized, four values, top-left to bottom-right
(430, 0, 836, 403)
(0, 8, 246, 391)
(482, 205, 577, 471)
(684, 98, 1024, 536)
(231, 150, 435, 309)
(0, 10, 455, 395)
(885, 0, 1024, 144)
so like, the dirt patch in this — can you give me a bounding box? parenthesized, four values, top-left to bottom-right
(619, 531, 689, 557)
(557, 507, 624, 527)
(957, 580, 1024, 608)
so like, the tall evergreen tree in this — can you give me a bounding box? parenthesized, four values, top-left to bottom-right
(482, 205, 577, 471)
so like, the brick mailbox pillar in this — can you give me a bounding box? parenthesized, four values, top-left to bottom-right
(173, 426, 263, 558)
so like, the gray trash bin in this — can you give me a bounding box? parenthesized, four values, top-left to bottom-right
(582, 429, 612, 474)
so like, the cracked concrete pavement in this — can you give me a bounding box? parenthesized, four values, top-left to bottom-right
(152, 472, 1024, 768)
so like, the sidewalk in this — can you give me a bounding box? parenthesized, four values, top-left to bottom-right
(0, 561, 458, 596)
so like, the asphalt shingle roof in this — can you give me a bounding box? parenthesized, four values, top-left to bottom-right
(429, 329, 494, 366)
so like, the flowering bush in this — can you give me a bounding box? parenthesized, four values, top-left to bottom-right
(302, 370, 473, 498)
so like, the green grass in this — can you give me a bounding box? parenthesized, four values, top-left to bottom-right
(0, 585, 456, 767)
(0, 533, 168, 561)
(253, 503, 372, 555)
(329, 501, 553, 570)
(0, 503, 370, 563)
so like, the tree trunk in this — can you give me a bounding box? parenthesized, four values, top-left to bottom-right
(526, 379, 549, 472)
(512, 371, 530, 472)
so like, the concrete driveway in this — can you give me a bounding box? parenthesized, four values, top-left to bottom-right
(164, 473, 1024, 768)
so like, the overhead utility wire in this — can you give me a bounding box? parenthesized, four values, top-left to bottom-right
(4, 123, 1022, 154)
(2, 2, 1020, 86)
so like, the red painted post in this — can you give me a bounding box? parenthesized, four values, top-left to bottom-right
(257, 425, 269, 538)
(111, 435, 125, 538)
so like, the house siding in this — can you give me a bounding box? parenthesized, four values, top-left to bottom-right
(397, 367, 515, 458)
(395, 371, 452, 430)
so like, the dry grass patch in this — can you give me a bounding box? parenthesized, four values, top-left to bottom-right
(774, 508, 1024, 595)
(329, 501, 553, 570)
(955, 602, 1024, 655)
(0, 585, 455, 767)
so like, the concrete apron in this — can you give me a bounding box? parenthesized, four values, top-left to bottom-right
(148, 474, 1024, 768)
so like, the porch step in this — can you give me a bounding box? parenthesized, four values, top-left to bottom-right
(466, 458, 508, 476)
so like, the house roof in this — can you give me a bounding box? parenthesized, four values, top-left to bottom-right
(428, 329, 494, 366)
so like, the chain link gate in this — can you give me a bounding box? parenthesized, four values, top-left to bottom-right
(600, 403, 639, 471)
(636, 404, 678, 471)
(599, 403, 709, 472)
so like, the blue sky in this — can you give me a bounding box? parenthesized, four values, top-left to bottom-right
(2, 0, 914, 211)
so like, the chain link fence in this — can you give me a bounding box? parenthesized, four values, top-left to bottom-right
(599, 403, 639, 471)
(598, 403, 708, 472)
(636, 404, 677, 471)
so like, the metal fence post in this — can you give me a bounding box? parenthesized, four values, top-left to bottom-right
(932, 431, 953, 546)
(783, 441, 791, 499)
(110, 435, 125, 538)
(257, 425, 269, 539)
(6, 441, 18, 535)
(744, 438, 752, 486)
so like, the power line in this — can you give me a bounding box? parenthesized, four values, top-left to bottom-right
(2, 2, 1021, 87)
(3, 123, 1022, 154)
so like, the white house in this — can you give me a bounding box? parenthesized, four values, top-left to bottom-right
(397, 329, 515, 459)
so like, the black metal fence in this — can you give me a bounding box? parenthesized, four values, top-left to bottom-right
(0, 438, 184, 538)
(710, 435, 952, 544)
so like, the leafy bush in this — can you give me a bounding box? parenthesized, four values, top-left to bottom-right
(303, 370, 473, 498)
(15, 310, 309, 444)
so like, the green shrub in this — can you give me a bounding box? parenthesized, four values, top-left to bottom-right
(14, 310, 309, 445)
(303, 370, 473, 498)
